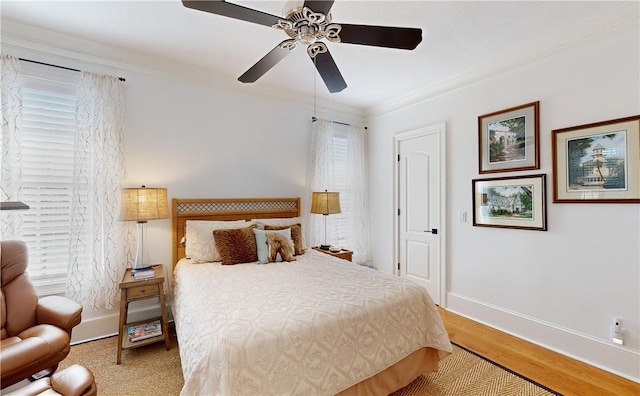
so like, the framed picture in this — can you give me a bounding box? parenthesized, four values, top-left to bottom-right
(472, 174, 547, 231)
(478, 101, 539, 174)
(552, 115, 640, 203)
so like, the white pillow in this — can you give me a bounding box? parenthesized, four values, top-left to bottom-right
(253, 217, 303, 229)
(185, 220, 251, 263)
(252, 217, 306, 247)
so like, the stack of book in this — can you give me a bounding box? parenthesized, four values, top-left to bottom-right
(132, 267, 154, 280)
(127, 320, 162, 342)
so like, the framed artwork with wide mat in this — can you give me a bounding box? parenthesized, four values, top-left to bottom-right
(478, 101, 540, 174)
(552, 115, 640, 203)
(472, 174, 547, 231)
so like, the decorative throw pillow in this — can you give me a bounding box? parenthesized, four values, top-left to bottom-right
(253, 228, 295, 264)
(212, 225, 258, 265)
(266, 232, 296, 263)
(264, 224, 304, 255)
(253, 217, 307, 247)
(185, 220, 250, 263)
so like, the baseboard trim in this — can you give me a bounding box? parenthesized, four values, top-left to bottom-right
(446, 292, 640, 383)
(71, 303, 172, 345)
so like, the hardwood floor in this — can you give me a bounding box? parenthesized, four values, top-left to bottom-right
(438, 307, 639, 396)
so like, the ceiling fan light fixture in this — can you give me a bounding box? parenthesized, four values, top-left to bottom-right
(277, 6, 331, 44)
(297, 24, 318, 45)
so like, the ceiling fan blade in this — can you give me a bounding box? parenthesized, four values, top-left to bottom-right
(182, 0, 282, 27)
(338, 24, 422, 50)
(310, 47, 347, 93)
(238, 41, 295, 83)
(303, 1, 335, 15)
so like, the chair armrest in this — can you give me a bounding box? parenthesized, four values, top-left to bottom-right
(37, 296, 82, 334)
(51, 364, 96, 396)
(5, 364, 96, 396)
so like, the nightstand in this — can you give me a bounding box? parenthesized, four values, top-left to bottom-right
(117, 265, 170, 364)
(312, 247, 353, 262)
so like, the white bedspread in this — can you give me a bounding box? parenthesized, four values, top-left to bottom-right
(173, 249, 452, 396)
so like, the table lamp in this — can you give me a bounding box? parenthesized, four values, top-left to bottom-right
(0, 201, 30, 210)
(310, 190, 341, 250)
(121, 186, 169, 271)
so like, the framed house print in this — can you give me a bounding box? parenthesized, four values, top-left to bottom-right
(552, 115, 640, 203)
(472, 174, 547, 231)
(478, 101, 540, 174)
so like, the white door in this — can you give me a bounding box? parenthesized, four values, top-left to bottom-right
(395, 124, 446, 305)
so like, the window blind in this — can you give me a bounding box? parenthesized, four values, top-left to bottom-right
(332, 130, 348, 247)
(19, 61, 80, 296)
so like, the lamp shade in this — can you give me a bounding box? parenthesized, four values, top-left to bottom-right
(121, 186, 169, 222)
(0, 201, 30, 211)
(310, 191, 341, 215)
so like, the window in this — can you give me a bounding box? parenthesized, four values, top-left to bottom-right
(331, 128, 348, 247)
(309, 119, 370, 262)
(19, 61, 81, 296)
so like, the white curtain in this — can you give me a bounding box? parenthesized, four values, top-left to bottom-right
(305, 119, 335, 249)
(66, 71, 131, 310)
(345, 124, 372, 264)
(305, 119, 372, 264)
(0, 55, 24, 239)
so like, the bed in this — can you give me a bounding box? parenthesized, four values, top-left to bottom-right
(171, 197, 452, 395)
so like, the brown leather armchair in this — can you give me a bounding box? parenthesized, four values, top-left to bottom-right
(1, 240, 83, 388)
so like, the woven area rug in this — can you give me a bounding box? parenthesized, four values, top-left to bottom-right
(60, 336, 559, 395)
(390, 343, 560, 396)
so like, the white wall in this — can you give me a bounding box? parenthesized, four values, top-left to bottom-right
(366, 18, 640, 380)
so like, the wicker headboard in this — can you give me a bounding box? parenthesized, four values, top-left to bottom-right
(171, 197, 301, 268)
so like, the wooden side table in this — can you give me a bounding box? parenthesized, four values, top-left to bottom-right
(312, 247, 353, 262)
(117, 265, 170, 364)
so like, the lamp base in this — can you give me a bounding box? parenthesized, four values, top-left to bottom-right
(133, 221, 152, 272)
(319, 244, 331, 250)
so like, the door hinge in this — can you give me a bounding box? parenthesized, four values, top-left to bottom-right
(397, 262, 400, 271)
(397, 154, 400, 162)
(398, 208, 401, 216)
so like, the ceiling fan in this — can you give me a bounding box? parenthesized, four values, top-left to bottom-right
(182, 0, 422, 93)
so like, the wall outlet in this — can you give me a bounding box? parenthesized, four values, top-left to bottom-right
(611, 318, 624, 345)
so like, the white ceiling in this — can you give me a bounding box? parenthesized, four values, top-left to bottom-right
(0, 1, 633, 111)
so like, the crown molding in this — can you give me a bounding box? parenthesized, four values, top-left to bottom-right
(365, 3, 639, 119)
